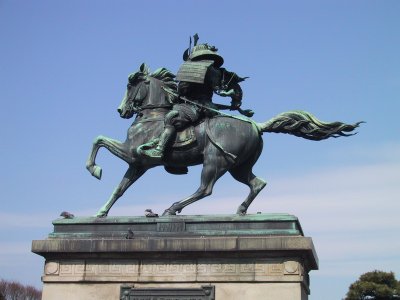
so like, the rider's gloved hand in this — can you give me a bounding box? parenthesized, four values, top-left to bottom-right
(216, 89, 235, 97)
(230, 100, 242, 110)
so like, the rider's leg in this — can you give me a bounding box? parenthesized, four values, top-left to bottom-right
(140, 106, 197, 160)
(140, 125, 176, 159)
(154, 125, 176, 154)
(141, 110, 179, 159)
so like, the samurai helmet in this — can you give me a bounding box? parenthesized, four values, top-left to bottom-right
(183, 34, 224, 67)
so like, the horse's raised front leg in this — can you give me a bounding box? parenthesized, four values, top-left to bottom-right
(96, 166, 147, 217)
(86, 135, 132, 180)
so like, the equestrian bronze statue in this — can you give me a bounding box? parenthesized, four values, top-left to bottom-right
(86, 36, 361, 217)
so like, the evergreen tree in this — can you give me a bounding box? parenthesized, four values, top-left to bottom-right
(345, 270, 400, 300)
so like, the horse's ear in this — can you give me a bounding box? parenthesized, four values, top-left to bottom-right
(139, 63, 149, 75)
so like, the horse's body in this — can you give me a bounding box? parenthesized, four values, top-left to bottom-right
(86, 64, 361, 217)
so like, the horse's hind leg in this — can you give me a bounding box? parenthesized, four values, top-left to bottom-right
(230, 162, 267, 216)
(163, 156, 230, 216)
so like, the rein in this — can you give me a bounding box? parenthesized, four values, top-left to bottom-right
(134, 116, 165, 124)
(126, 81, 143, 111)
(127, 81, 172, 113)
(140, 104, 172, 111)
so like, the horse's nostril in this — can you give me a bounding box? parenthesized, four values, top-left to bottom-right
(117, 108, 122, 114)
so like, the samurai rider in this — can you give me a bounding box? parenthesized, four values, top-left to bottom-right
(141, 35, 248, 161)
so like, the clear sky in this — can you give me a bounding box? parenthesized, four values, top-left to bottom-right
(0, 1, 399, 299)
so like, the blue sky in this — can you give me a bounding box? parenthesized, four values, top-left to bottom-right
(0, 1, 399, 299)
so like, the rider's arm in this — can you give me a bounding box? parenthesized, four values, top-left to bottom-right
(229, 82, 242, 109)
(213, 68, 243, 109)
(217, 83, 242, 108)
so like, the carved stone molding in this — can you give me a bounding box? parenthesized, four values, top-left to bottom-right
(43, 258, 304, 283)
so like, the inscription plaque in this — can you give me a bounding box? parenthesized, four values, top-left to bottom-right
(157, 222, 185, 232)
(120, 285, 215, 300)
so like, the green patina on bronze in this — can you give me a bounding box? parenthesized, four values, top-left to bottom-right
(85, 34, 362, 218)
(50, 214, 303, 239)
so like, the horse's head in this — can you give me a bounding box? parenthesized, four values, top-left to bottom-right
(117, 63, 177, 119)
(117, 63, 150, 119)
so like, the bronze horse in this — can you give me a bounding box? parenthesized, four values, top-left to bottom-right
(86, 63, 361, 217)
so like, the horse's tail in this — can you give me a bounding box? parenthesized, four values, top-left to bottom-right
(257, 110, 363, 141)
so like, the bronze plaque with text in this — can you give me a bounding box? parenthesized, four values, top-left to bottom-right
(120, 285, 215, 300)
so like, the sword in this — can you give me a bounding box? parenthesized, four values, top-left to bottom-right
(214, 103, 254, 117)
(180, 96, 234, 117)
(161, 86, 254, 118)
(182, 97, 255, 118)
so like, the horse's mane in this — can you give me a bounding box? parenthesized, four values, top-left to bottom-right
(150, 67, 177, 103)
(129, 64, 177, 103)
(150, 68, 175, 87)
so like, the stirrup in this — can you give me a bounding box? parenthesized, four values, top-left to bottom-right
(137, 139, 160, 157)
(141, 148, 163, 159)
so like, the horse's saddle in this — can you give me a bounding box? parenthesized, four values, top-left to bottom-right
(172, 125, 196, 148)
(136, 121, 199, 175)
(163, 126, 196, 175)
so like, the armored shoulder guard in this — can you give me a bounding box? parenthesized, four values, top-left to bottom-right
(176, 60, 214, 84)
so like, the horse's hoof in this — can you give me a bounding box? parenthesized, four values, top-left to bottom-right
(236, 204, 247, 216)
(162, 209, 176, 216)
(162, 202, 182, 216)
(93, 166, 102, 180)
(89, 165, 102, 180)
(95, 211, 108, 218)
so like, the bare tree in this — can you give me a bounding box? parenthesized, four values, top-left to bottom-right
(25, 286, 42, 300)
(0, 279, 41, 300)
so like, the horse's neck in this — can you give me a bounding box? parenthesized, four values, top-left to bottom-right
(138, 109, 168, 119)
(144, 78, 171, 107)
(133, 78, 173, 121)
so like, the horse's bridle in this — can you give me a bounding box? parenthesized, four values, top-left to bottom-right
(126, 80, 172, 114)
(140, 104, 172, 111)
(125, 80, 146, 113)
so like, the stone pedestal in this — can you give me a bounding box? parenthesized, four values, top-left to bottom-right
(32, 214, 318, 300)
